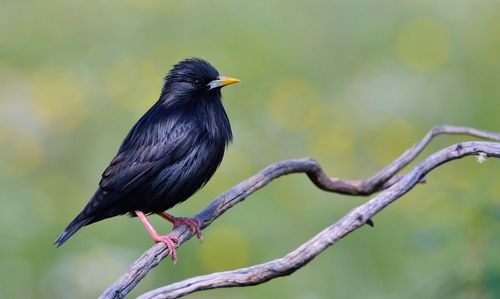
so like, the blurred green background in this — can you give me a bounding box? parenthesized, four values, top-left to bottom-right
(1, 0, 500, 298)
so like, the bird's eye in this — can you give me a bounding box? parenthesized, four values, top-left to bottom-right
(193, 79, 202, 87)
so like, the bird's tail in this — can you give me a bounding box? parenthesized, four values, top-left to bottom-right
(54, 213, 93, 247)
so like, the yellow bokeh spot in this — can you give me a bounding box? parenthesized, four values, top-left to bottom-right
(396, 18, 450, 72)
(199, 226, 250, 271)
(369, 121, 418, 167)
(28, 70, 86, 134)
(220, 148, 253, 177)
(268, 79, 321, 131)
(106, 58, 161, 112)
(0, 128, 43, 177)
(306, 126, 357, 177)
(307, 104, 355, 157)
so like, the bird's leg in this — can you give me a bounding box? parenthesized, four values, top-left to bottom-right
(135, 210, 179, 263)
(157, 212, 203, 240)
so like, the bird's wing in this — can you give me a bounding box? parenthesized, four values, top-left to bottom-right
(54, 120, 197, 246)
(101, 121, 195, 192)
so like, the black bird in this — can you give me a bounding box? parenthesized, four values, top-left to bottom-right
(55, 58, 240, 261)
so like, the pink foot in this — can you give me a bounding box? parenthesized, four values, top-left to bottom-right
(151, 233, 179, 263)
(158, 212, 203, 240)
(135, 210, 180, 263)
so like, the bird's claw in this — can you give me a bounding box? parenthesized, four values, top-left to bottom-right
(152, 234, 179, 263)
(172, 217, 203, 240)
(158, 212, 203, 240)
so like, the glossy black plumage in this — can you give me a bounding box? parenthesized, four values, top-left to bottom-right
(55, 58, 235, 246)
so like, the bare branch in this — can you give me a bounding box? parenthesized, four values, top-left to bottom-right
(139, 141, 500, 299)
(99, 125, 500, 299)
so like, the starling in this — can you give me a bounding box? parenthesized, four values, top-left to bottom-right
(55, 58, 240, 261)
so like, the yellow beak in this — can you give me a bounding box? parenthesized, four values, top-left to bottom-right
(208, 76, 241, 90)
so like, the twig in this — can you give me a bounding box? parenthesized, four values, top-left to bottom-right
(139, 141, 500, 299)
(99, 125, 500, 299)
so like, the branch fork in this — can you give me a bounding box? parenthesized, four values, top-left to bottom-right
(98, 125, 500, 299)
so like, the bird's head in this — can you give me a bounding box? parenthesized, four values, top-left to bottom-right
(160, 58, 240, 107)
